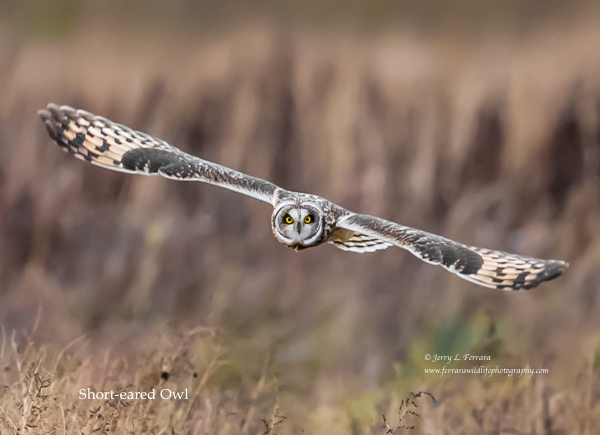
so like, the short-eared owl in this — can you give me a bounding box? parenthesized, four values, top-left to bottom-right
(39, 104, 568, 290)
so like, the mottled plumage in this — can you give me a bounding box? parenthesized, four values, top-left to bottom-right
(39, 104, 568, 290)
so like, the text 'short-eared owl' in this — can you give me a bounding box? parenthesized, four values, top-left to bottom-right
(39, 104, 568, 290)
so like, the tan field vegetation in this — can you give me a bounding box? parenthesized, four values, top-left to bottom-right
(1, 1, 600, 433)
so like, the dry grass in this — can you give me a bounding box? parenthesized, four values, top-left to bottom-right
(1, 4, 600, 433)
(0, 318, 440, 434)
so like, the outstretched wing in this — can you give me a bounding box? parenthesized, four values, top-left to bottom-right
(336, 213, 568, 290)
(39, 104, 280, 204)
(329, 230, 393, 253)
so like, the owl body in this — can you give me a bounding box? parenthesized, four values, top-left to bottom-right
(39, 104, 569, 291)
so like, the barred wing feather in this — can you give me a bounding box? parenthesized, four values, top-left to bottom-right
(336, 213, 568, 290)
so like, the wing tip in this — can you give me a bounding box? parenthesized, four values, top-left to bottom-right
(37, 108, 50, 121)
(464, 257, 569, 291)
(507, 258, 568, 291)
(39, 103, 86, 121)
(39, 103, 65, 141)
(541, 260, 569, 282)
(39, 102, 70, 124)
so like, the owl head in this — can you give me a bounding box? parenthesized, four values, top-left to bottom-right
(272, 201, 324, 250)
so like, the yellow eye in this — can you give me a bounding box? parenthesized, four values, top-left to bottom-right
(285, 215, 293, 224)
(304, 216, 312, 224)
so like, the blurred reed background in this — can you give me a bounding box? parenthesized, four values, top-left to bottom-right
(1, 0, 600, 433)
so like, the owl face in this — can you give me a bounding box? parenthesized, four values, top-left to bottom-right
(272, 202, 324, 250)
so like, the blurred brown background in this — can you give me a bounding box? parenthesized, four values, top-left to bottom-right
(1, 1, 600, 433)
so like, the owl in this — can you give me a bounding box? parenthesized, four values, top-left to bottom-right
(39, 104, 568, 291)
